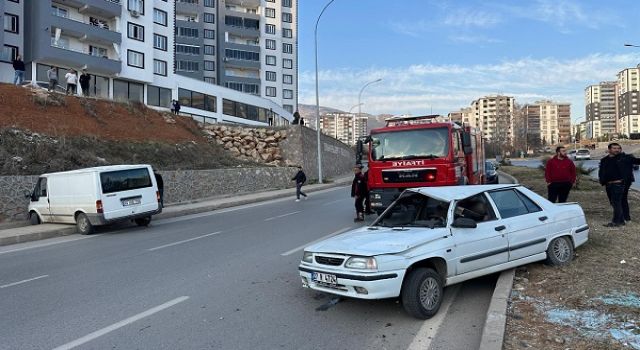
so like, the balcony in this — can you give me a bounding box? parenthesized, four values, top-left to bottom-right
(226, 0, 260, 8)
(52, 0, 121, 19)
(50, 15, 121, 46)
(176, 0, 199, 16)
(47, 40, 121, 75)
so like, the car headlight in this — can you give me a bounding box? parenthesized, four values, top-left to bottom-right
(373, 194, 382, 199)
(302, 251, 313, 263)
(345, 256, 377, 270)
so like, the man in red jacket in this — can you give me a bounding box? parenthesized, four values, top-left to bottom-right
(545, 146, 577, 203)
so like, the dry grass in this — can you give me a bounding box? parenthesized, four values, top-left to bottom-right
(502, 166, 640, 350)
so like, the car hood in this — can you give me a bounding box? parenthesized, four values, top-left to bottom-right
(307, 226, 449, 256)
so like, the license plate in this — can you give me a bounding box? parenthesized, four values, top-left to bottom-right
(312, 272, 337, 285)
(122, 198, 141, 206)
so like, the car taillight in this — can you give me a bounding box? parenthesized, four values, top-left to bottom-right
(96, 200, 103, 214)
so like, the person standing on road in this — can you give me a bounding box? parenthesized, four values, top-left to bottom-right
(292, 166, 307, 202)
(545, 146, 576, 203)
(79, 69, 91, 97)
(351, 164, 367, 222)
(598, 143, 640, 227)
(154, 171, 164, 208)
(65, 69, 78, 95)
(12, 55, 25, 85)
(47, 66, 58, 92)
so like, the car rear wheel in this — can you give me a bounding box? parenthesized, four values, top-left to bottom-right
(134, 216, 152, 227)
(76, 213, 94, 235)
(401, 268, 443, 319)
(29, 212, 40, 225)
(546, 236, 574, 266)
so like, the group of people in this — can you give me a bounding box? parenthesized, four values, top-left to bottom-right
(545, 143, 640, 228)
(45, 67, 91, 96)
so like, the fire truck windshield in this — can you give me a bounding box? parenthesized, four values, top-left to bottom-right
(371, 127, 450, 161)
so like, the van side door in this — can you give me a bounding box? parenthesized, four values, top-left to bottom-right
(30, 177, 52, 222)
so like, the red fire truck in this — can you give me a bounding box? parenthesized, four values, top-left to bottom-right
(356, 115, 485, 213)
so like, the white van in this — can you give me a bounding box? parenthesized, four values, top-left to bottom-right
(26, 165, 162, 234)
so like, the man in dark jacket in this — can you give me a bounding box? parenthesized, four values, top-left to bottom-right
(154, 171, 164, 208)
(292, 166, 307, 202)
(79, 70, 91, 96)
(598, 143, 640, 227)
(545, 146, 576, 203)
(12, 55, 25, 85)
(351, 164, 367, 221)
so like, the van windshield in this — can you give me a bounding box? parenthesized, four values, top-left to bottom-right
(100, 168, 152, 194)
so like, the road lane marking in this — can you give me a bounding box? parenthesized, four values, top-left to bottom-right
(264, 211, 302, 222)
(147, 231, 222, 251)
(52, 296, 189, 350)
(406, 284, 461, 350)
(0, 235, 100, 256)
(280, 226, 353, 256)
(0, 275, 49, 289)
(322, 198, 350, 206)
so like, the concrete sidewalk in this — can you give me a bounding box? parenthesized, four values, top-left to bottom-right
(0, 175, 352, 247)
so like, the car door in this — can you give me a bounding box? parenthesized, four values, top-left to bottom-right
(452, 193, 509, 275)
(487, 189, 549, 262)
(30, 177, 52, 222)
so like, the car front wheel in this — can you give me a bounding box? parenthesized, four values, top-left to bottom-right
(546, 236, 574, 266)
(401, 268, 443, 319)
(76, 213, 94, 235)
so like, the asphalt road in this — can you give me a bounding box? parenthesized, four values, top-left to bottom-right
(0, 185, 497, 350)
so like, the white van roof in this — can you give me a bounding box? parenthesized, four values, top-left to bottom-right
(41, 165, 152, 177)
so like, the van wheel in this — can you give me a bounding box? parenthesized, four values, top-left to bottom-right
(135, 216, 151, 227)
(401, 268, 443, 319)
(29, 212, 40, 225)
(76, 213, 94, 235)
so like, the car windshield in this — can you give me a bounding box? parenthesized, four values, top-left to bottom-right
(577, 150, 589, 154)
(374, 191, 449, 228)
(371, 127, 450, 161)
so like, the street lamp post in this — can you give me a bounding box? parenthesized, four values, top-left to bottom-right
(357, 78, 383, 123)
(314, 0, 336, 184)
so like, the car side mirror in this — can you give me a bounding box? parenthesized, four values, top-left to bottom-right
(452, 217, 477, 229)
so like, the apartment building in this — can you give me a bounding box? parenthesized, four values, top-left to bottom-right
(617, 65, 640, 136)
(585, 82, 617, 136)
(470, 95, 514, 144)
(320, 113, 368, 145)
(447, 107, 475, 128)
(5, 0, 295, 126)
(522, 101, 571, 146)
(1, 0, 24, 83)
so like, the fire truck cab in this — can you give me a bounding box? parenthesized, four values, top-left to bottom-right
(357, 115, 485, 213)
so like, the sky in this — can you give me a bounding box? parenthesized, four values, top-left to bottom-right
(297, 0, 640, 122)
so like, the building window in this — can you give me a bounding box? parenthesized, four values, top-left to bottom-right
(265, 8, 276, 18)
(266, 71, 276, 81)
(225, 16, 243, 27)
(178, 88, 216, 112)
(283, 28, 292, 38)
(283, 0, 292, 7)
(153, 8, 167, 26)
(223, 99, 270, 122)
(153, 34, 167, 51)
(178, 27, 199, 38)
(204, 77, 216, 84)
(127, 0, 144, 15)
(153, 59, 167, 76)
(283, 58, 293, 69)
(266, 39, 276, 50)
(266, 55, 276, 66)
(89, 45, 108, 57)
(1, 45, 18, 62)
(176, 44, 200, 55)
(147, 85, 172, 108)
(265, 24, 276, 35)
(225, 49, 260, 62)
(127, 22, 144, 41)
(204, 0, 215, 7)
(283, 104, 293, 113)
(204, 45, 215, 55)
(51, 5, 69, 18)
(282, 12, 292, 23)
(244, 18, 259, 30)
(265, 0, 275, 2)
(114, 79, 144, 103)
(204, 60, 215, 71)
(204, 29, 215, 39)
(127, 50, 144, 68)
(4, 13, 19, 33)
(266, 86, 276, 97)
(283, 74, 293, 85)
(283, 43, 293, 54)
(177, 60, 199, 72)
(283, 89, 293, 99)
(204, 13, 215, 23)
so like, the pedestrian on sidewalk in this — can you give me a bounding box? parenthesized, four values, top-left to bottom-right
(154, 171, 164, 208)
(545, 146, 576, 203)
(292, 166, 307, 202)
(47, 66, 58, 92)
(598, 142, 640, 227)
(171, 100, 181, 115)
(351, 164, 367, 222)
(65, 69, 78, 95)
(12, 55, 25, 85)
(79, 69, 91, 97)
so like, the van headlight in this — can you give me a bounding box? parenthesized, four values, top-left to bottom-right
(345, 256, 377, 270)
(302, 251, 313, 263)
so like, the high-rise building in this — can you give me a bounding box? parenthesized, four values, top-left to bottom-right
(470, 95, 514, 144)
(447, 107, 475, 128)
(522, 101, 571, 146)
(585, 82, 617, 136)
(320, 113, 368, 145)
(617, 65, 640, 136)
(0, 0, 24, 83)
(5, 0, 297, 126)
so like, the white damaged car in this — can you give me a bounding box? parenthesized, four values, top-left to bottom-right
(299, 184, 589, 319)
